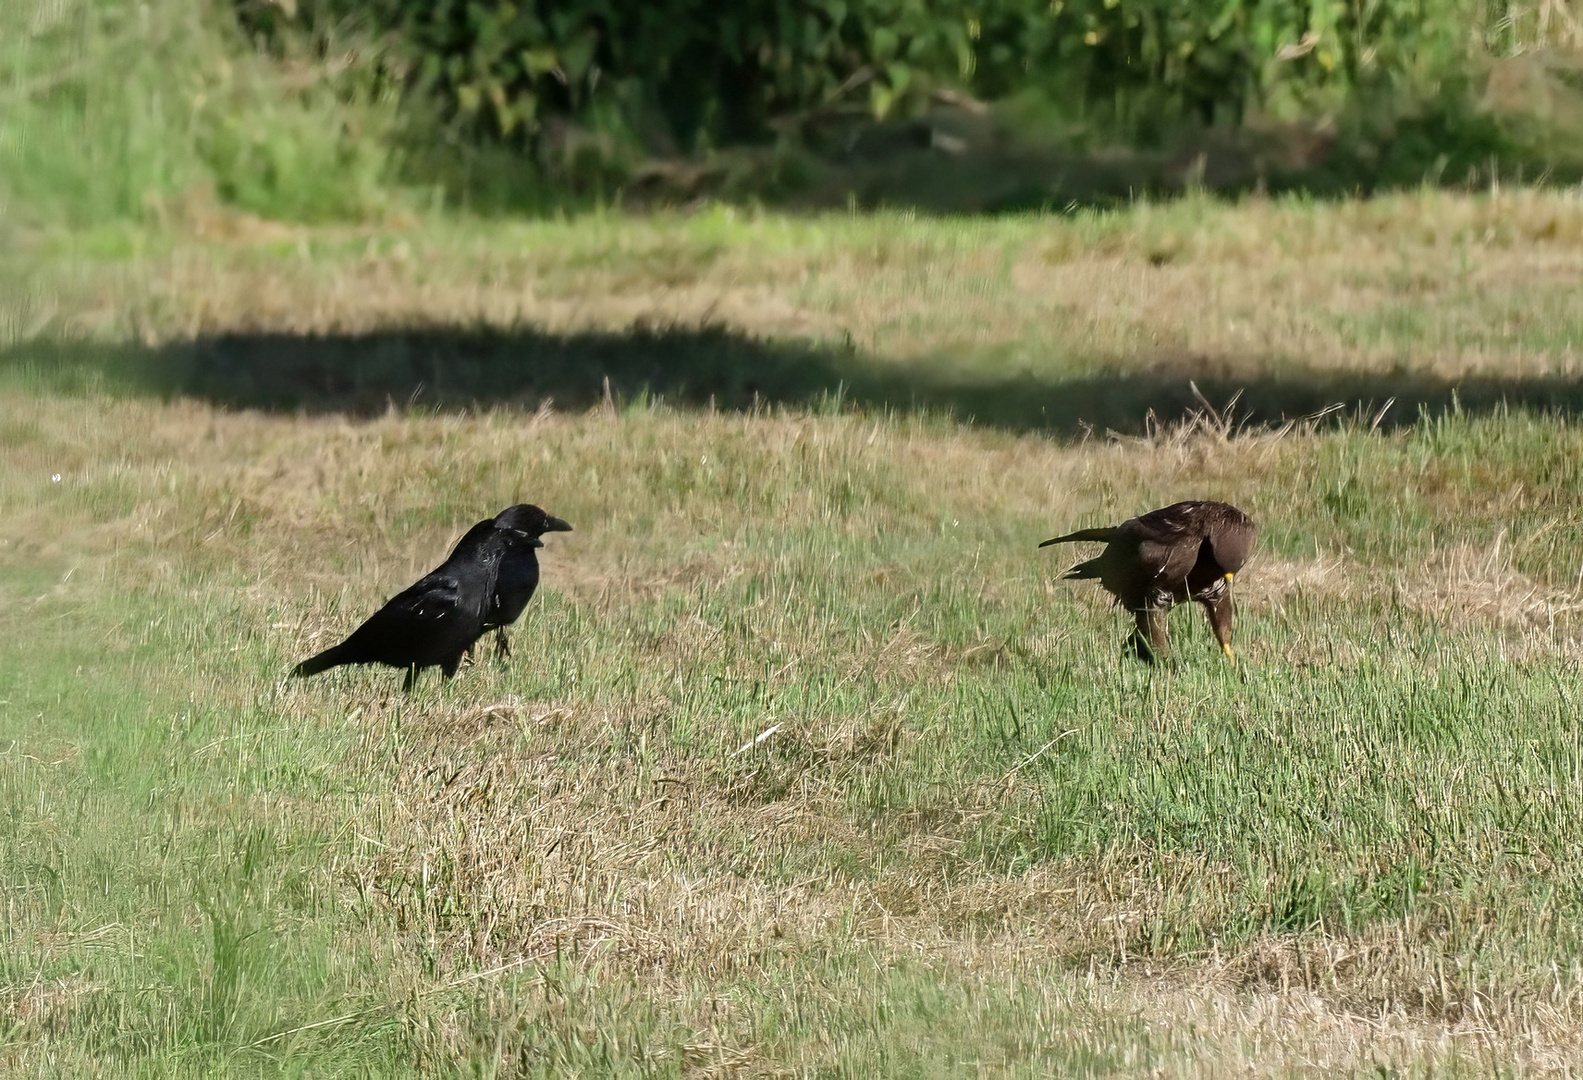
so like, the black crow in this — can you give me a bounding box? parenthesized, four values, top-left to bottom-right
(1040, 500, 1257, 662)
(480, 504, 572, 659)
(293, 506, 554, 690)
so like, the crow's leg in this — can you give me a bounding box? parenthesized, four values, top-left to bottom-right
(401, 664, 420, 693)
(494, 628, 512, 660)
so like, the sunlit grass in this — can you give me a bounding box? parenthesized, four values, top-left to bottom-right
(6, 198, 1583, 1074)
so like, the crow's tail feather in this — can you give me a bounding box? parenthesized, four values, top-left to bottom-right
(1038, 526, 1117, 549)
(293, 643, 352, 678)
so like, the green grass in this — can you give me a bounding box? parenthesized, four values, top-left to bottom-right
(0, 0, 397, 228)
(9, 192, 1583, 438)
(6, 196, 1583, 1074)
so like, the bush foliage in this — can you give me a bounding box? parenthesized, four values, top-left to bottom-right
(242, 0, 1550, 154)
(5, 0, 1579, 224)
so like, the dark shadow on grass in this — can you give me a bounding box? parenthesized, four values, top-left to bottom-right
(5, 324, 1583, 436)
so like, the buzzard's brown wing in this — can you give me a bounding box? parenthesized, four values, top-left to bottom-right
(1125, 502, 1218, 595)
(1128, 501, 1221, 544)
(1040, 499, 1256, 662)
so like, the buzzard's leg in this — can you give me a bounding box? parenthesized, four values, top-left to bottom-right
(1201, 592, 1236, 659)
(494, 628, 512, 660)
(1130, 607, 1170, 663)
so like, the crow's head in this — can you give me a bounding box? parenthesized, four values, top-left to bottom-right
(493, 504, 573, 541)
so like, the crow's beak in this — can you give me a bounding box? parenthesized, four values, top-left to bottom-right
(1037, 537, 1059, 548)
(545, 516, 573, 533)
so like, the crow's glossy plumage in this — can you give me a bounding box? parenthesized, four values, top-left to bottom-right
(480, 504, 572, 659)
(1040, 500, 1257, 661)
(292, 504, 569, 690)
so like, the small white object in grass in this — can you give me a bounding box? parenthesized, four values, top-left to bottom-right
(730, 722, 782, 757)
(51, 474, 61, 483)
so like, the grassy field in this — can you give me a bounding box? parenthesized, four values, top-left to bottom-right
(6, 191, 1583, 1076)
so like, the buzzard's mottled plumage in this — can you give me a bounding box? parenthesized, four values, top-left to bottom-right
(1040, 500, 1256, 661)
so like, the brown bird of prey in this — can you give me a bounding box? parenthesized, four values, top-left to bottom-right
(1039, 500, 1256, 662)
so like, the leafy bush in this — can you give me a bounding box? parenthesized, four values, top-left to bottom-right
(6, 0, 1577, 224)
(242, 0, 1540, 156)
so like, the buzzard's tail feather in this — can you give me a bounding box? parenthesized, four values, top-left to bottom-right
(1061, 557, 1106, 581)
(1039, 526, 1117, 549)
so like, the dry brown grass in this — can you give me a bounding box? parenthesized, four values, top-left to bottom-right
(8, 196, 1583, 1074)
(9, 385, 1583, 1071)
(11, 188, 1583, 387)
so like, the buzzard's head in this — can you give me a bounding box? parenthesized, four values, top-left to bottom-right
(1207, 508, 1257, 578)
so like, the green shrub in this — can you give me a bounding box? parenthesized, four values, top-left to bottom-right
(6, 0, 1577, 225)
(242, 0, 1541, 156)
